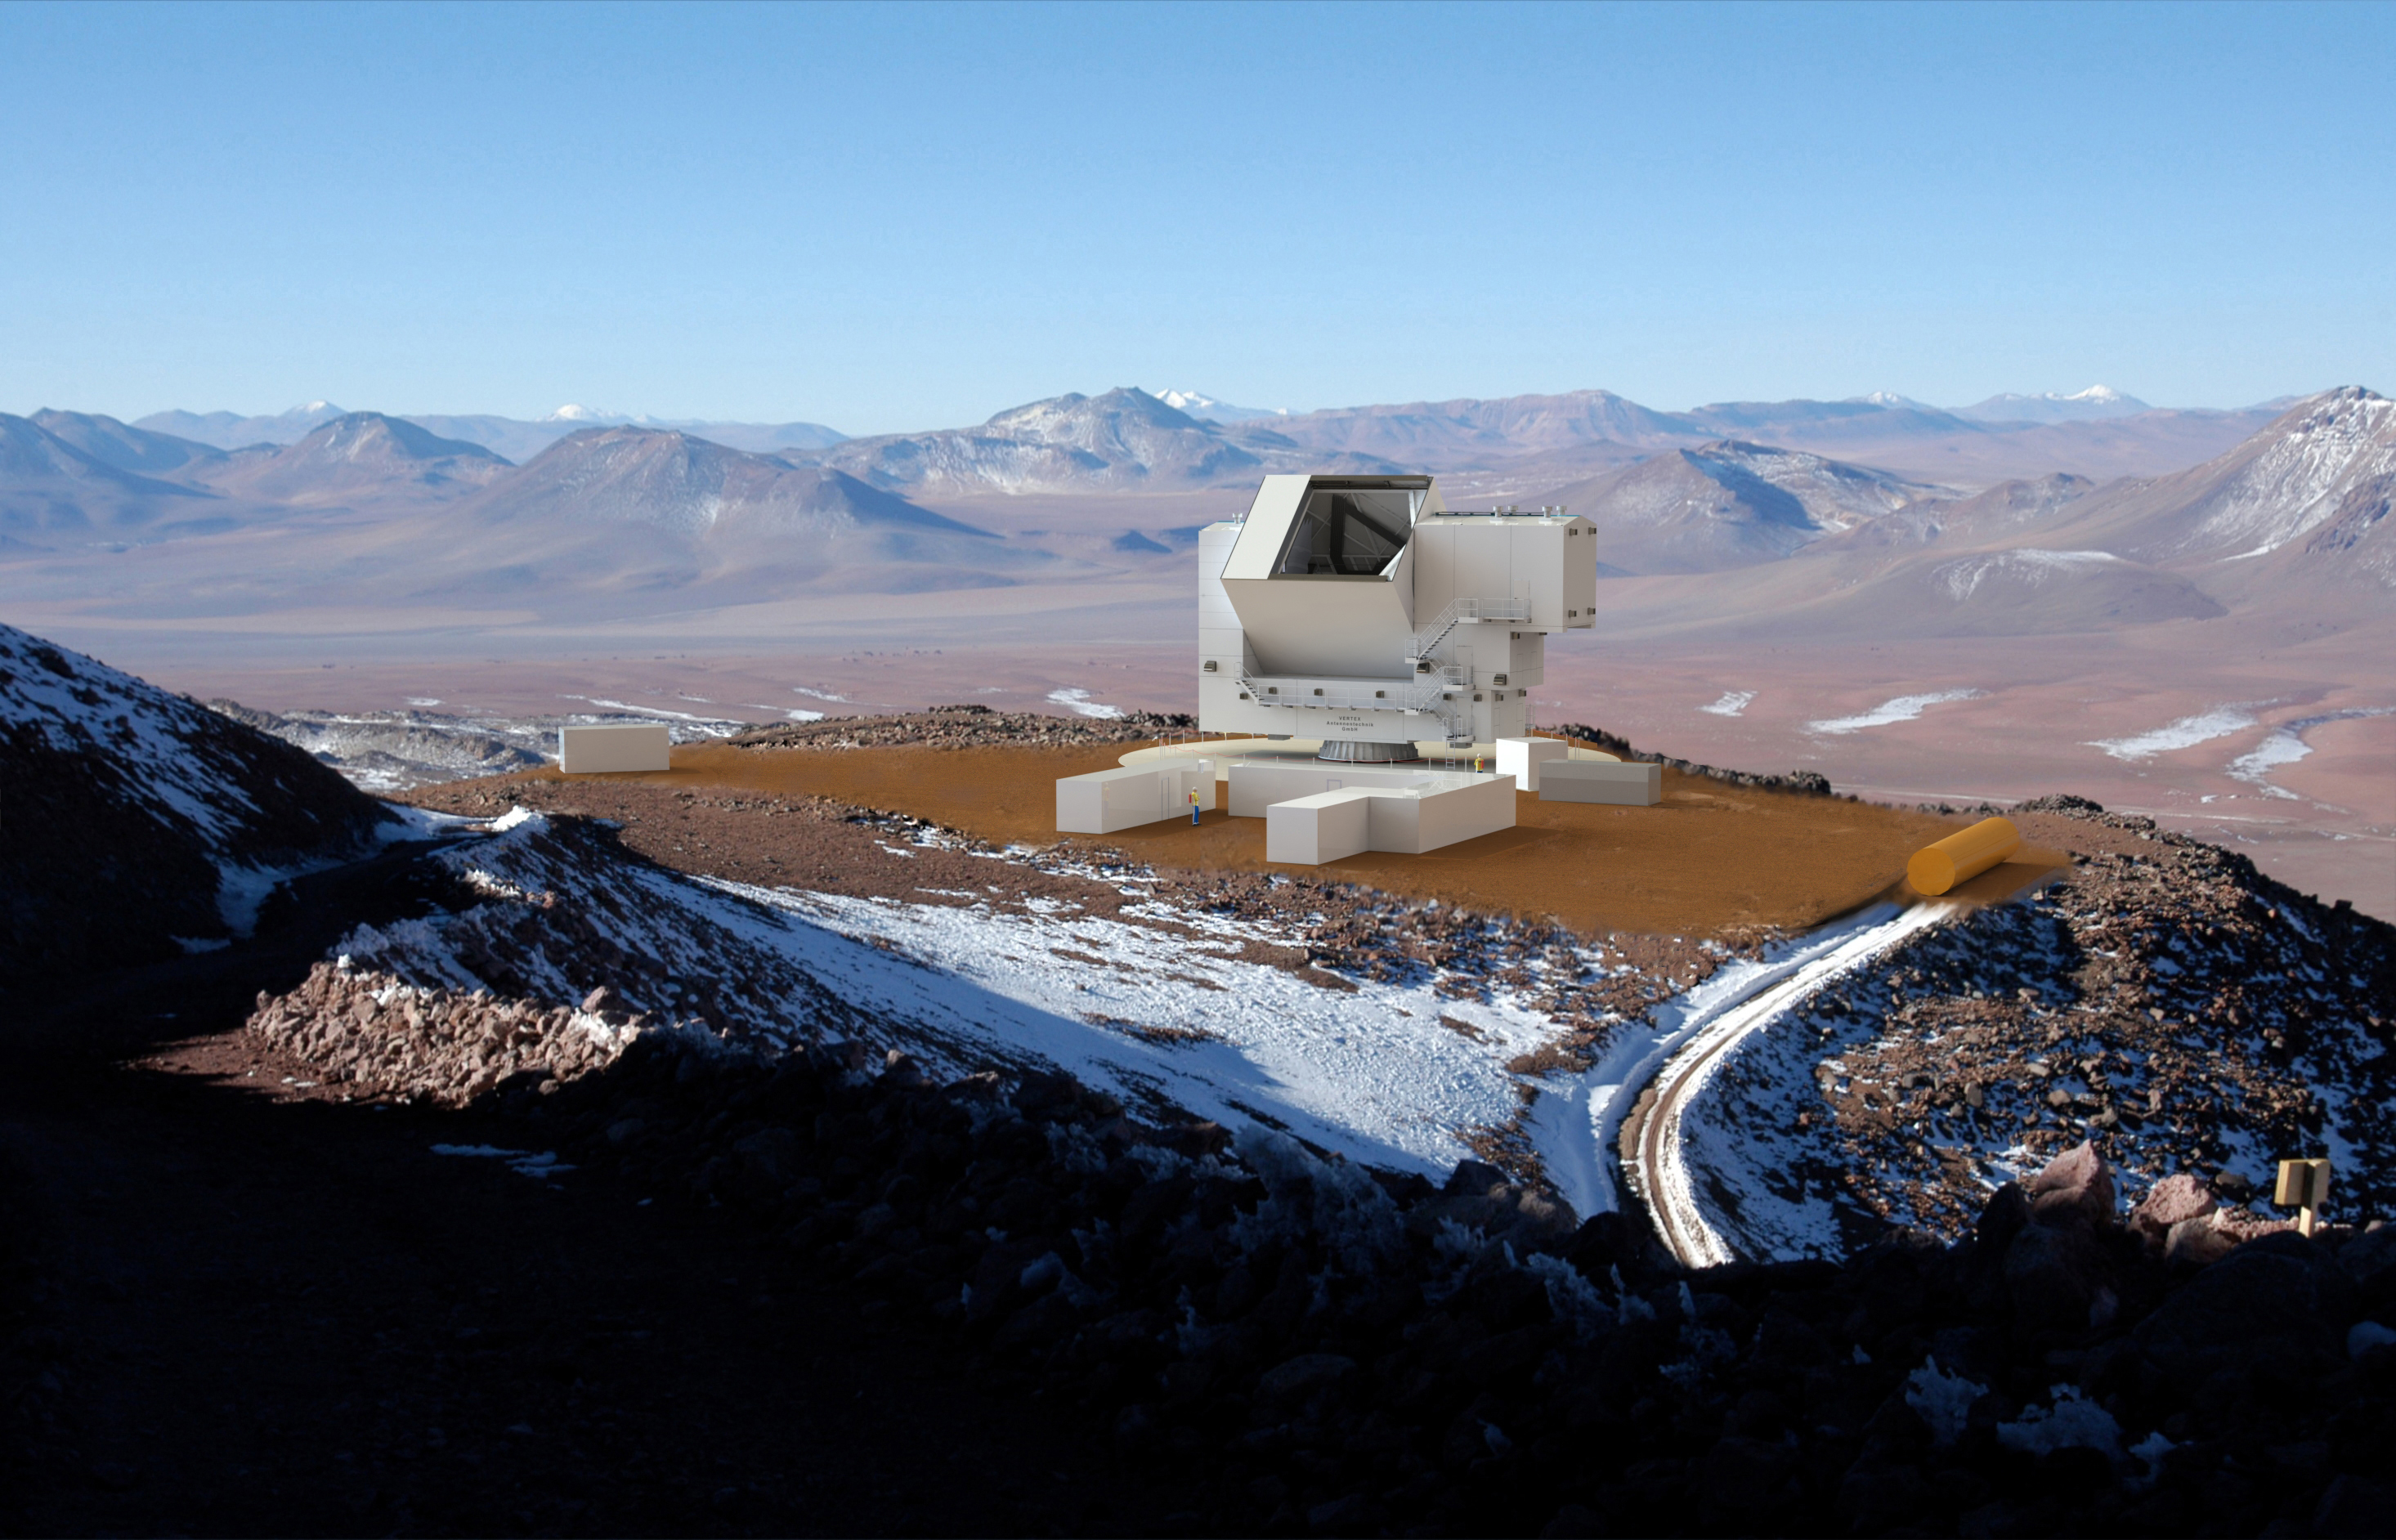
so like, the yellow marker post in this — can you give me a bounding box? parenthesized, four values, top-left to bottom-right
(1906, 816, 2022, 896)
(2275, 1157, 2332, 1237)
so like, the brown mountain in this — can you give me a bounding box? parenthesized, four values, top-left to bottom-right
(408, 427, 1044, 599)
(195, 412, 512, 509)
(1226, 389, 1686, 464)
(1535, 441, 1944, 574)
(821, 387, 1395, 493)
(0, 413, 227, 544)
(1798, 473, 2099, 557)
(28, 410, 226, 476)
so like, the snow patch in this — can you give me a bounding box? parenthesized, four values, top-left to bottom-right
(1698, 691, 1755, 718)
(1807, 690, 1985, 736)
(2087, 706, 2256, 762)
(1997, 1385, 2124, 1459)
(699, 876, 1564, 1178)
(562, 696, 746, 732)
(430, 1143, 574, 1179)
(1906, 1357, 1990, 1446)
(2227, 707, 2396, 796)
(1046, 688, 1125, 720)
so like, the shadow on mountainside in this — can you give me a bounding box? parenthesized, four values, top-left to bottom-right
(0, 844, 1189, 1539)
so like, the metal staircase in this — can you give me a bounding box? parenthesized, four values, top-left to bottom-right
(1408, 596, 1529, 665)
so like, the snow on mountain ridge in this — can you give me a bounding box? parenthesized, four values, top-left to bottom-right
(1149, 388, 1290, 423)
(2188, 388, 2395, 560)
(1954, 387, 2154, 424)
(0, 625, 398, 974)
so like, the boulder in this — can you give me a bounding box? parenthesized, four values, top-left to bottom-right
(2164, 1214, 2240, 1269)
(2026, 1141, 2116, 1230)
(2004, 1222, 2110, 1331)
(1444, 1160, 1508, 1197)
(2133, 1247, 2357, 1391)
(1256, 1353, 1357, 1412)
(2315, 1476, 2396, 1540)
(2128, 1173, 2215, 1249)
(2338, 1224, 2396, 1307)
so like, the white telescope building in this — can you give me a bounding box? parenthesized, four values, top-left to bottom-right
(1196, 474, 1597, 761)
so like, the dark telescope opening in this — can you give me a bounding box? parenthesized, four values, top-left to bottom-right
(1275, 489, 1420, 576)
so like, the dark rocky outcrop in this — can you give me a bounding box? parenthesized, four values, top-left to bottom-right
(334, 1033, 2391, 1538)
(0, 625, 396, 987)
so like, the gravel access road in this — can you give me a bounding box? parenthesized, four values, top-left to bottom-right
(1625, 902, 1959, 1268)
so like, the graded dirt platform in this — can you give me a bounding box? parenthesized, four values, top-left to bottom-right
(487, 739, 2067, 937)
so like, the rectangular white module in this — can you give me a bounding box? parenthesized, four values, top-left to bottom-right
(1228, 761, 1454, 818)
(1494, 736, 1570, 793)
(1198, 475, 1597, 750)
(1538, 759, 1662, 806)
(1266, 790, 1373, 865)
(558, 723, 672, 773)
(1055, 757, 1216, 835)
(1255, 770, 1517, 866)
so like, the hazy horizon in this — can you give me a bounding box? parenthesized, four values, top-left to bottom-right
(14, 380, 2364, 444)
(3, 2, 2389, 434)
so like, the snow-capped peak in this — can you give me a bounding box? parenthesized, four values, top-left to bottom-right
(2067, 385, 2125, 404)
(1149, 388, 1289, 424)
(545, 404, 614, 423)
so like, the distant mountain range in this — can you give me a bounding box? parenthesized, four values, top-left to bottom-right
(1950, 385, 2152, 423)
(7, 383, 2387, 647)
(100, 383, 2318, 499)
(131, 402, 848, 463)
(1554, 387, 2395, 641)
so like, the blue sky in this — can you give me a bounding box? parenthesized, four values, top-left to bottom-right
(2, 1, 2389, 433)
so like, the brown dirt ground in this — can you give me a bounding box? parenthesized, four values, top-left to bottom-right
(459, 741, 2066, 938)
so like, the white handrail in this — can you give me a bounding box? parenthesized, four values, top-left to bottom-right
(1408, 596, 1530, 661)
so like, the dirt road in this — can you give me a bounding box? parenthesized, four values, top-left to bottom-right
(1623, 902, 1959, 1268)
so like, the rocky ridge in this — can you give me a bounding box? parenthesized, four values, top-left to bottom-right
(253, 1004, 2396, 1537)
(0, 625, 396, 985)
(1682, 795, 2395, 1261)
(728, 703, 1197, 751)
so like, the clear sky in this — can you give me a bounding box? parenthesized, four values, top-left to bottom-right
(2, 0, 2389, 434)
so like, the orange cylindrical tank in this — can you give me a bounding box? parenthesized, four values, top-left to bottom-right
(1907, 816, 2022, 896)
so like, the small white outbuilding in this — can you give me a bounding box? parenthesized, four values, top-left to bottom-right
(558, 723, 672, 774)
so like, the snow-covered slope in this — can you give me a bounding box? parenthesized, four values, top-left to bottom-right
(310, 808, 1616, 1176)
(2046, 387, 2396, 577)
(0, 625, 396, 983)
